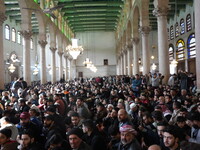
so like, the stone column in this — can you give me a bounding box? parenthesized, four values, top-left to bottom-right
(121, 54, 124, 75)
(132, 37, 140, 75)
(38, 40, 47, 84)
(58, 51, 63, 80)
(123, 51, 127, 75)
(21, 30, 32, 86)
(195, 0, 200, 92)
(140, 26, 151, 75)
(153, 0, 170, 84)
(64, 55, 68, 81)
(50, 47, 56, 83)
(0, 12, 7, 90)
(127, 42, 133, 76)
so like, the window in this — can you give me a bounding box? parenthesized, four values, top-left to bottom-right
(187, 33, 196, 59)
(30, 38, 33, 49)
(167, 28, 170, 41)
(169, 44, 174, 61)
(170, 25, 174, 40)
(180, 18, 185, 35)
(176, 39, 185, 61)
(17, 31, 21, 44)
(104, 59, 108, 65)
(175, 22, 179, 38)
(11, 28, 16, 42)
(5, 24, 10, 40)
(186, 14, 192, 32)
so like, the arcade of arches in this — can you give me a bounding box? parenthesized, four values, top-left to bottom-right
(1, 0, 200, 93)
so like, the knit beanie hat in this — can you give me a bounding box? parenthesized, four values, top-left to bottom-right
(67, 128, 83, 139)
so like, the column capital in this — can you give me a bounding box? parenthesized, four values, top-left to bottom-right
(153, 6, 169, 17)
(0, 12, 7, 26)
(20, 30, 33, 40)
(38, 40, 47, 48)
(50, 47, 57, 53)
(139, 26, 151, 35)
(57, 51, 64, 57)
(132, 37, 140, 45)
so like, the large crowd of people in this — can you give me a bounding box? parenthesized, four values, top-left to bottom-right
(0, 70, 200, 150)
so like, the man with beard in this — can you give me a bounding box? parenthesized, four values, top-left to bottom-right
(18, 130, 43, 150)
(68, 128, 91, 150)
(42, 114, 65, 149)
(117, 124, 141, 150)
(186, 112, 200, 144)
(163, 125, 180, 150)
(118, 109, 132, 128)
(156, 122, 169, 150)
(16, 112, 40, 143)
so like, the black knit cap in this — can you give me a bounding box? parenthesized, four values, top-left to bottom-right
(0, 128, 12, 138)
(67, 128, 83, 139)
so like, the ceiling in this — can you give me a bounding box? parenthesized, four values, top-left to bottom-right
(4, 0, 193, 33)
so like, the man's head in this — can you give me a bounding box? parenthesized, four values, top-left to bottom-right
(143, 113, 153, 125)
(119, 125, 136, 145)
(20, 130, 35, 148)
(0, 128, 11, 145)
(163, 125, 179, 149)
(157, 122, 168, 138)
(82, 119, 94, 134)
(43, 114, 55, 128)
(118, 109, 128, 122)
(71, 112, 81, 127)
(76, 97, 84, 107)
(148, 145, 161, 150)
(20, 112, 30, 126)
(164, 95, 172, 103)
(187, 112, 200, 129)
(68, 128, 83, 149)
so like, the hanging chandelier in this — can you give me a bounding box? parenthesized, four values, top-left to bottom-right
(151, 63, 157, 71)
(8, 64, 16, 73)
(33, 64, 39, 75)
(66, 38, 84, 60)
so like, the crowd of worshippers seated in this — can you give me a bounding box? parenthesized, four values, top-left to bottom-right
(0, 73, 200, 150)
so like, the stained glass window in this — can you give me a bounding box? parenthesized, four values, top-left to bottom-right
(180, 18, 185, 35)
(170, 25, 174, 40)
(175, 22, 179, 38)
(11, 28, 16, 42)
(176, 39, 185, 61)
(169, 44, 174, 61)
(186, 14, 192, 32)
(187, 33, 196, 59)
(167, 28, 170, 41)
(5, 25, 10, 40)
(30, 38, 33, 49)
(17, 31, 21, 44)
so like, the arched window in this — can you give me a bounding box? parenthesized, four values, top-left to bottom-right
(11, 28, 16, 42)
(170, 25, 174, 40)
(176, 39, 185, 61)
(30, 38, 33, 49)
(5, 24, 10, 40)
(17, 31, 21, 44)
(180, 18, 185, 35)
(175, 22, 179, 38)
(187, 33, 196, 58)
(169, 44, 174, 61)
(186, 14, 192, 32)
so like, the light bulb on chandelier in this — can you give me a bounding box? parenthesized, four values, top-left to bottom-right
(66, 38, 84, 60)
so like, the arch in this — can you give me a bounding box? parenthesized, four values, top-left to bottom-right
(126, 20, 132, 44)
(176, 39, 185, 61)
(180, 18, 185, 35)
(187, 33, 196, 59)
(5, 24, 10, 40)
(132, 6, 140, 38)
(169, 44, 174, 61)
(186, 14, 192, 32)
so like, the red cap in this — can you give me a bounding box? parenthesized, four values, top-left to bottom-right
(20, 112, 30, 119)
